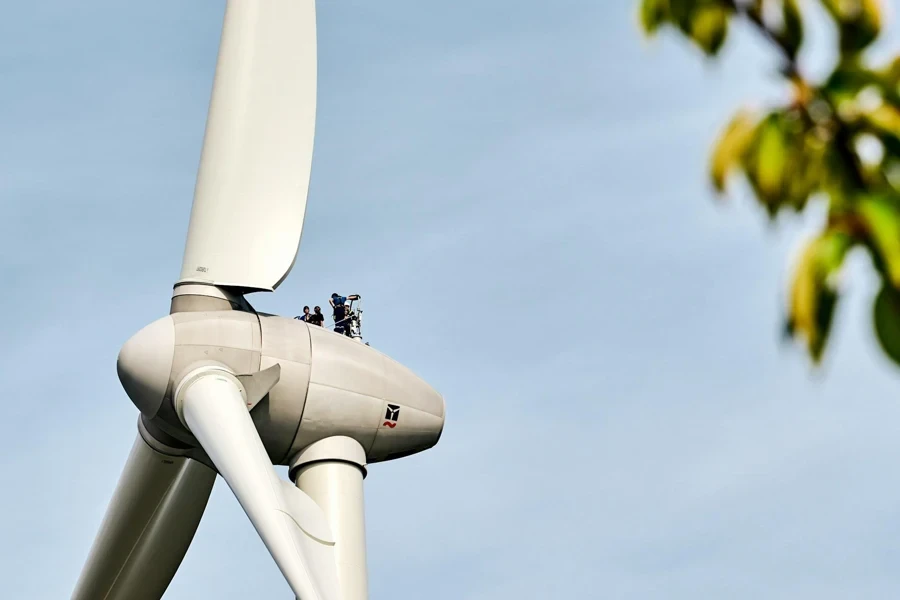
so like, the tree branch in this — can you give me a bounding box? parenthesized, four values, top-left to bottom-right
(723, 0, 867, 189)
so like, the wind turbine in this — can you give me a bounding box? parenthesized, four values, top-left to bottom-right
(70, 2, 445, 599)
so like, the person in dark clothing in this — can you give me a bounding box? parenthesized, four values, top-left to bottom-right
(329, 293, 359, 310)
(295, 306, 310, 322)
(330, 293, 359, 337)
(307, 306, 325, 327)
(333, 302, 349, 336)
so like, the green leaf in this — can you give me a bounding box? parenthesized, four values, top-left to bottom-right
(825, 61, 879, 110)
(736, 101, 846, 217)
(688, 4, 730, 56)
(873, 283, 900, 367)
(640, 0, 671, 35)
(755, 115, 789, 201)
(668, 0, 693, 27)
(780, 0, 805, 59)
(875, 131, 900, 160)
(820, 0, 883, 55)
(826, 59, 900, 112)
(868, 104, 900, 135)
(745, 0, 764, 23)
(858, 193, 900, 286)
(787, 137, 826, 208)
(787, 230, 852, 362)
(739, 110, 826, 216)
(710, 110, 758, 193)
(882, 57, 900, 91)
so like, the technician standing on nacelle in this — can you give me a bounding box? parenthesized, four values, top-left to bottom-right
(330, 293, 359, 336)
(308, 306, 325, 327)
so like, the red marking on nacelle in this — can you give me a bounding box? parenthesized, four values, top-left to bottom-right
(383, 421, 397, 428)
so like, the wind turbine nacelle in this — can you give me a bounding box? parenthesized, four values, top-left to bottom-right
(116, 312, 445, 466)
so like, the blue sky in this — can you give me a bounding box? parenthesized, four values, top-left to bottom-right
(2, 1, 900, 598)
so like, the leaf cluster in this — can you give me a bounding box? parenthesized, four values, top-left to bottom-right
(640, 0, 900, 365)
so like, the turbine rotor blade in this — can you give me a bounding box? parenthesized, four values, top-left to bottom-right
(71, 433, 216, 600)
(178, 370, 340, 600)
(178, 0, 318, 292)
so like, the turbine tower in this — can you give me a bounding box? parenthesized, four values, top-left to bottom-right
(70, 2, 445, 599)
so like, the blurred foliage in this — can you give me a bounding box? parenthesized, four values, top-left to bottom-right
(638, 0, 900, 366)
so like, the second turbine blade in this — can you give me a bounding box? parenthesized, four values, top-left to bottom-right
(178, 371, 340, 600)
(71, 433, 216, 600)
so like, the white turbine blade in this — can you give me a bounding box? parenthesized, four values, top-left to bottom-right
(179, 0, 317, 291)
(180, 373, 340, 600)
(72, 433, 216, 600)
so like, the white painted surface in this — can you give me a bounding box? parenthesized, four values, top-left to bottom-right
(295, 439, 369, 600)
(70, 434, 216, 600)
(178, 0, 317, 291)
(179, 371, 339, 600)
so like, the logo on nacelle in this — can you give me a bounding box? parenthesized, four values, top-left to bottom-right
(383, 404, 400, 428)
